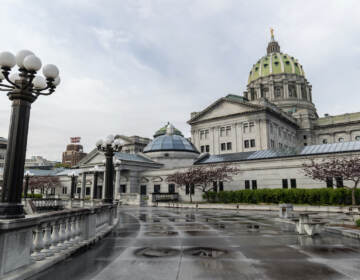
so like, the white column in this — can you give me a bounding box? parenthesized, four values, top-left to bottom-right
(81, 173, 86, 199)
(90, 173, 96, 200)
(102, 171, 106, 199)
(114, 168, 121, 200)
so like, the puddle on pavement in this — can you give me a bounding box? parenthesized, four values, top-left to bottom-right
(145, 231, 178, 237)
(184, 247, 228, 258)
(303, 246, 360, 256)
(183, 231, 217, 236)
(134, 247, 180, 258)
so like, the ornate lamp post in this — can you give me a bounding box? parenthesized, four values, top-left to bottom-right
(0, 50, 60, 219)
(92, 165, 100, 199)
(23, 171, 33, 199)
(96, 135, 122, 204)
(68, 172, 77, 199)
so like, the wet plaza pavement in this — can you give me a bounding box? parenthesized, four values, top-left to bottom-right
(30, 206, 360, 280)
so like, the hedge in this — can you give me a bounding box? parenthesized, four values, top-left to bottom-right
(205, 188, 360, 205)
(21, 193, 43, 199)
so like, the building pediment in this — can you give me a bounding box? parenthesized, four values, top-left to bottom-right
(77, 149, 105, 167)
(189, 95, 263, 124)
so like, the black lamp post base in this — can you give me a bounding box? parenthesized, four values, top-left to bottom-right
(0, 203, 25, 219)
(102, 199, 113, 204)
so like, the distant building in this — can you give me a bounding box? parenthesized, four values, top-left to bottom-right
(0, 137, 7, 168)
(25, 156, 58, 168)
(115, 135, 151, 154)
(62, 137, 87, 167)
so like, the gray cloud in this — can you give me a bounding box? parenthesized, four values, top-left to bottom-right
(0, 0, 359, 160)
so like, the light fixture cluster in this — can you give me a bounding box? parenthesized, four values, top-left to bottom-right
(96, 135, 123, 152)
(0, 49, 60, 100)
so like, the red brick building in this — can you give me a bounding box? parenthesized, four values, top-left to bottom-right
(62, 137, 87, 167)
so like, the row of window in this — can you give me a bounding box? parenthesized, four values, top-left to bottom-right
(244, 139, 256, 148)
(199, 122, 256, 140)
(221, 142, 232, 151)
(321, 136, 360, 144)
(200, 145, 210, 153)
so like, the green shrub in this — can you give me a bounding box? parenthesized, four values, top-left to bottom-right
(356, 219, 360, 227)
(207, 188, 360, 206)
(22, 193, 43, 199)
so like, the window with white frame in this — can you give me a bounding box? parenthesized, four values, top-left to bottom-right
(226, 126, 231, 136)
(220, 127, 225, 137)
(249, 122, 254, 133)
(243, 123, 249, 133)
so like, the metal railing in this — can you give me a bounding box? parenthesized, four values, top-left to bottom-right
(151, 193, 179, 202)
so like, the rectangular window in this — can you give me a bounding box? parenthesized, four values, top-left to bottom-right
(62, 187, 67, 194)
(245, 180, 250, 189)
(243, 123, 249, 133)
(200, 145, 204, 153)
(185, 184, 190, 195)
(226, 126, 231, 136)
(219, 181, 224, 191)
(200, 131, 204, 140)
(271, 140, 275, 148)
(336, 177, 343, 188)
(250, 139, 255, 147)
(190, 184, 195, 195)
(326, 177, 333, 188)
(86, 187, 91, 195)
(168, 184, 175, 193)
(220, 127, 225, 137)
(290, 179, 297, 189)
(213, 181, 218, 192)
(221, 143, 226, 151)
(249, 122, 254, 133)
(226, 142, 232, 150)
(282, 179, 288, 189)
(205, 145, 210, 152)
(205, 130, 209, 139)
(77, 188, 81, 194)
(154, 185, 160, 193)
(140, 185, 147, 195)
(252, 180, 257, 190)
(120, 184, 127, 193)
(244, 140, 249, 148)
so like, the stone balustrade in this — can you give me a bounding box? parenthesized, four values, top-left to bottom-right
(0, 204, 117, 279)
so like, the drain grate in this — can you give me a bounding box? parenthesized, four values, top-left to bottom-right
(135, 247, 180, 258)
(184, 247, 227, 258)
(145, 231, 178, 237)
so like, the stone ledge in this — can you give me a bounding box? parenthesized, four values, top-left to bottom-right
(325, 226, 360, 240)
(1, 218, 119, 280)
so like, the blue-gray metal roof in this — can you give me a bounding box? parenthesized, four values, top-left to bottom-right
(195, 141, 360, 164)
(114, 152, 159, 163)
(24, 168, 65, 176)
(143, 135, 199, 154)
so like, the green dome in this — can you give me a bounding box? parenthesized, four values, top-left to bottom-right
(248, 52, 305, 84)
(153, 122, 184, 138)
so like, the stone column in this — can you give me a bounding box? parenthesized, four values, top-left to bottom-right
(91, 173, 97, 200)
(81, 173, 86, 199)
(269, 82, 275, 100)
(255, 86, 261, 99)
(283, 80, 289, 99)
(102, 170, 106, 199)
(129, 171, 139, 193)
(296, 83, 301, 99)
(114, 168, 121, 200)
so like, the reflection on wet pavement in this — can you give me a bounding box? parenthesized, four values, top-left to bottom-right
(30, 206, 360, 280)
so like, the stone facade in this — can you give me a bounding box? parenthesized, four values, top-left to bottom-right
(189, 33, 360, 155)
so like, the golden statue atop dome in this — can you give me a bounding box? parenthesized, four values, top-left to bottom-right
(270, 27, 274, 38)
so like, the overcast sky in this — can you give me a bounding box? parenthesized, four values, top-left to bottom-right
(0, 0, 359, 161)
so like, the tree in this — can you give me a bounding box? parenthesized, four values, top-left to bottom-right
(303, 157, 360, 205)
(25, 176, 61, 196)
(167, 164, 240, 202)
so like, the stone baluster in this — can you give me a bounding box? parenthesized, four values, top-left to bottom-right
(74, 216, 81, 242)
(31, 225, 45, 261)
(64, 217, 73, 246)
(69, 217, 77, 244)
(40, 222, 53, 257)
(57, 219, 67, 249)
(49, 221, 61, 253)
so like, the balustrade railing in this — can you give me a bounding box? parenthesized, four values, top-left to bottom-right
(29, 198, 66, 212)
(0, 204, 117, 277)
(152, 193, 179, 202)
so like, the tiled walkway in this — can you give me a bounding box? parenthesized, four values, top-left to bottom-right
(31, 207, 360, 280)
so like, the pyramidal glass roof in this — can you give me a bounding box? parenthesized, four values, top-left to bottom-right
(144, 135, 199, 154)
(195, 141, 360, 164)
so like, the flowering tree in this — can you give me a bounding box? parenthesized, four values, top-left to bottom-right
(167, 164, 240, 202)
(25, 176, 60, 196)
(303, 157, 360, 205)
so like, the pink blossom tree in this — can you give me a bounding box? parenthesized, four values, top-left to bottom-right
(303, 157, 360, 205)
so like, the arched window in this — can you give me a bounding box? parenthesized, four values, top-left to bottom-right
(322, 139, 328, 144)
(355, 136, 360, 141)
(338, 137, 344, 142)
